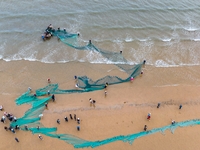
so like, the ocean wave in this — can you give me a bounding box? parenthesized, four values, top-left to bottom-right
(161, 38, 171, 42)
(183, 27, 199, 32)
(193, 38, 200, 41)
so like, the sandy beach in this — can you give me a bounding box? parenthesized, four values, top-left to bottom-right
(0, 60, 200, 150)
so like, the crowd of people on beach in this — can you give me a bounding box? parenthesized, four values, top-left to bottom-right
(1, 110, 20, 141)
(0, 77, 84, 143)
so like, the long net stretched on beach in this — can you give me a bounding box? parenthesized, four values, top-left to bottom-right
(9, 28, 146, 148)
(10, 92, 200, 148)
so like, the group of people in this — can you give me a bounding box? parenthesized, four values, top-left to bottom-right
(1, 112, 17, 123)
(55, 114, 81, 132)
(144, 104, 183, 131)
(41, 24, 54, 41)
(0, 109, 22, 142)
(42, 24, 80, 41)
(89, 98, 96, 107)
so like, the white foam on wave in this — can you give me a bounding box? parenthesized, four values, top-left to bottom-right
(41, 49, 58, 64)
(184, 27, 198, 32)
(85, 50, 110, 64)
(125, 37, 133, 42)
(3, 54, 23, 62)
(57, 60, 69, 63)
(193, 38, 200, 41)
(113, 39, 123, 43)
(138, 38, 148, 42)
(161, 38, 171, 42)
(154, 60, 200, 68)
(23, 52, 38, 62)
(155, 59, 179, 67)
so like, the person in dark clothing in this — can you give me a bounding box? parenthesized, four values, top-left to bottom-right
(15, 125, 20, 130)
(64, 116, 68, 122)
(70, 114, 73, 120)
(25, 125, 28, 131)
(38, 134, 43, 140)
(77, 118, 80, 124)
(144, 125, 147, 131)
(157, 103, 160, 108)
(4, 126, 8, 131)
(52, 94, 55, 102)
(77, 126, 80, 131)
(15, 137, 19, 142)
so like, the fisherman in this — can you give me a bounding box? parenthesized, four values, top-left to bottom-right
(144, 125, 147, 131)
(64, 116, 68, 122)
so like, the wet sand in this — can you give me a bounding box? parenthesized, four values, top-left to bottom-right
(0, 60, 200, 150)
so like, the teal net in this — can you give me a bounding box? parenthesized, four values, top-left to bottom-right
(10, 28, 200, 148)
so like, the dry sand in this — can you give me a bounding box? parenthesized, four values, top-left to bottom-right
(0, 60, 200, 150)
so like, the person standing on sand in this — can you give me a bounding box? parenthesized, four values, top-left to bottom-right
(25, 125, 28, 130)
(104, 82, 108, 90)
(89, 98, 93, 106)
(172, 120, 176, 125)
(15, 137, 19, 142)
(147, 113, 151, 121)
(64, 116, 68, 122)
(15, 125, 20, 130)
(70, 114, 73, 120)
(38, 135, 43, 140)
(1, 115, 6, 123)
(0, 105, 3, 111)
(179, 104, 182, 109)
(57, 119, 60, 124)
(74, 114, 76, 121)
(144, 125, 147, 131)
(157, 103, 160, 108)
(52, 94, 55, 102)
(74, 75, 77, 80)
(104, 90, 107, 97)
(130, 77, 134, 83)
(4, 126, 8, 131)
(75, 83, 79, 89)
(45, 103, 48, 109)
(77, 126, 80, 131)
(77, 118, 80, 124)
(28, 87, 32, 92)
(92, 100, 96, 107)
(11, 128, 15, 134)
